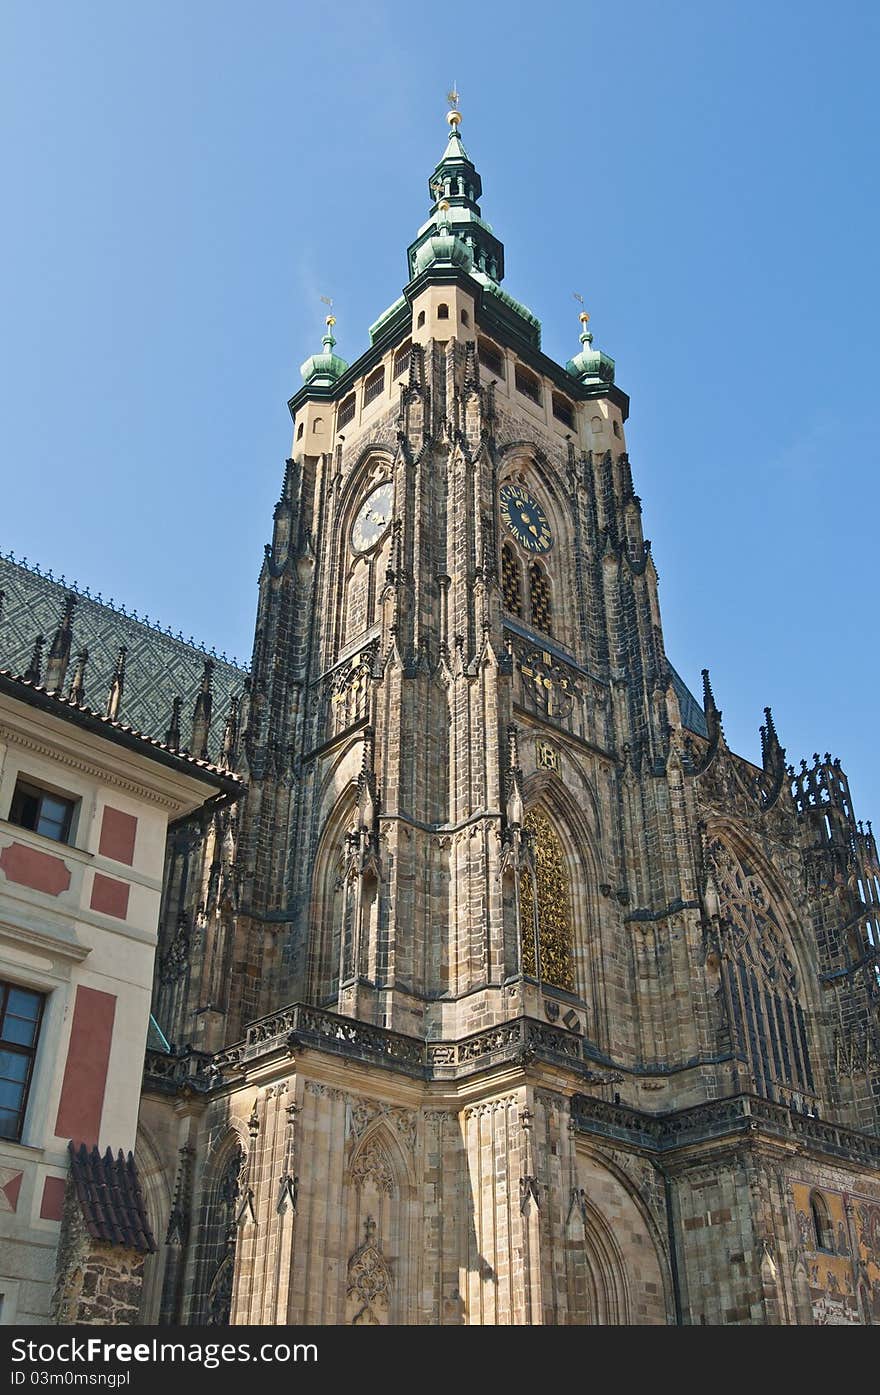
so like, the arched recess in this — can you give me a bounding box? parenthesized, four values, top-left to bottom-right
(520, 809, 575, 990)
(332, 449, 396, 654)
(192, 1130, 248, 1326)
(343, 1122, 415, 1325)
(519, 773, 607, 1044)
(497, 444, 577, 653)
(307, 784, 359, 1006)
(564, 1190, 631, 1323)
(569, 1142, 672, 1325)
(527, 559, 553, 635)
(501, 541, 523, 617)
(704, 823, 824, 1106)
(135, 1122, 172, 1324)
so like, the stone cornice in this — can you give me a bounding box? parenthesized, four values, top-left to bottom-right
(570, 1092, 880, 1173)
(142, 1007, 880, 1174)
(0, 722, 181, 810)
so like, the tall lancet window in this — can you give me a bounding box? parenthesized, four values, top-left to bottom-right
(528, 561, 553, 635)
(708, 837, 816, 1103)
(519, 809, 575, 991)
(198, 1142, 244, 1325)
(502, 542, 523, 618)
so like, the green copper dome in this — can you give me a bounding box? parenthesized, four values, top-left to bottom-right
(407, 114, 505, 286)
(412, 221, 474, 277)
(565, 325, 615, 387)
(300, 325, 349, 387)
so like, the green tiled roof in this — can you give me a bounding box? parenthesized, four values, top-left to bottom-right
(668, 662, 708, 739)
(0, 552, 248, 762)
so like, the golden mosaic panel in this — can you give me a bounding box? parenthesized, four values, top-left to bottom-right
(520, 809, 575, 991)
(792, 1183, 880, 1324)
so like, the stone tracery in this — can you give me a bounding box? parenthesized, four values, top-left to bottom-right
(520, 808, 575, 991)
(707, 835, 816, 1102)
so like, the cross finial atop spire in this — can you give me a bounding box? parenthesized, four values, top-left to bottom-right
(446, 83, 461, 127)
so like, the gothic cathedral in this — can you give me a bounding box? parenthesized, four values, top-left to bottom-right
(132, 109, 880, 1326)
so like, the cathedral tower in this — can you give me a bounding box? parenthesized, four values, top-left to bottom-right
(137, 107, 880, 1327)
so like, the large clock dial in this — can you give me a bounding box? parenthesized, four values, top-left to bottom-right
(499, 481, 553, 553)
(351, 481, 393, 554)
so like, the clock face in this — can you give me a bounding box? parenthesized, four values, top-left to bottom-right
(351, 481, 393, 554)
(499, 481, 553, 553)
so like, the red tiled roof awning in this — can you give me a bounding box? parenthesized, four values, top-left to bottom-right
(67, 1142, 157, 1254)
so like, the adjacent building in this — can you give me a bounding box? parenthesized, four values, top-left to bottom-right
(0, 584, 243, 1322)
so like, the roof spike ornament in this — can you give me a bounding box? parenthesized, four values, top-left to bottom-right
(106, 645, 126, 721)
(165, 696, 183, 753)
(46, 592, 77, 693)
(24, 633, 44, 685)
(190, 659, 214, 760)
(68, 648, 89, 708)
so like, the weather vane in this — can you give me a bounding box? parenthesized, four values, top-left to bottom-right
(447, 83, 460, 110)
(573, 291, 590, 325)
(320, 294, 335, 327)
(446, 83, 461, 127)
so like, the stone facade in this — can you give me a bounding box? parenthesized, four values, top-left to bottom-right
(50, 1176, 146, 1326)
(76, 112, 880, 1324)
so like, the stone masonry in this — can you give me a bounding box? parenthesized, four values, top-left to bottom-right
(130, 111, 880, 1325)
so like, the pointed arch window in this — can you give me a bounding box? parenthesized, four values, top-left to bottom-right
(198, 1142, 244, 1325)
(528, 561, 553, 635)
(501, 542, 523, 618)
(519, 809, 575, 991)
(810, 1191, 834, 1252)
(708, 837, 816, 1104)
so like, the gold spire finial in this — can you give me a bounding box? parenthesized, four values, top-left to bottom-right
(320, 295, 336, 330)
(446, 82, 461, 126)
(573, 292, 590, 328)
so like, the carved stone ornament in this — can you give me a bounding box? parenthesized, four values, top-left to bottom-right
(346, 1217, 392, 1325)
(350, 1140, 394, 1194)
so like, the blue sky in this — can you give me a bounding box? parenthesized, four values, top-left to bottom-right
(2, 2, 879, 821)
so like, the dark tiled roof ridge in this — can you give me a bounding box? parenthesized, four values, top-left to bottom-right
(0, 547, 250, 674)
(0, 666, 244, 786)
(67, 1140, 157, 1254)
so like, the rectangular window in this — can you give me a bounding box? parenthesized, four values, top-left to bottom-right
(337, 395, 356, 431)
(363, 369, 385, 406)
(552, 393, 575, 428)
(515, 364, 542, 405)
(393, 343, 412, 379)
(0, 981, 44, 1141)
(478, 339, 504, 380)
(8, 779, 75, 844)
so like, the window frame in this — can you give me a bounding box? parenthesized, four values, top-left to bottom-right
(515, 364, 542, 406)
(809, 1191, 835, 1253)
(0, 979, 45, 1143)
(336, 393, 356, 432)
(7, 777, 77, 845)
(552, 392, 575, 429)
(363, 367, 385, 407)
(477, 337, 505, 380)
